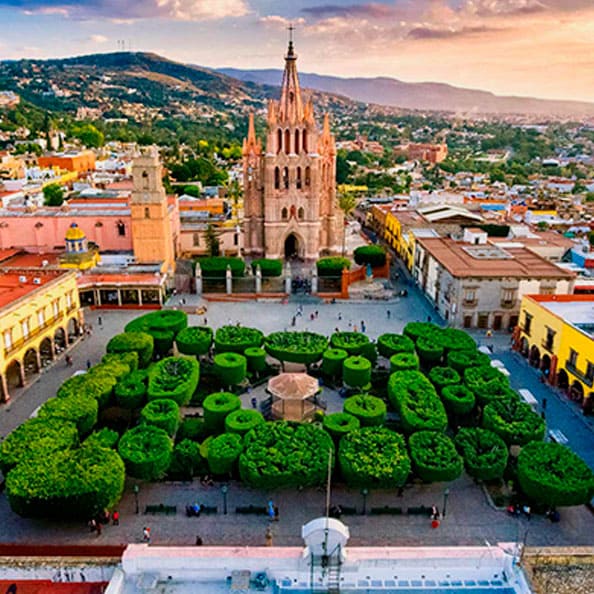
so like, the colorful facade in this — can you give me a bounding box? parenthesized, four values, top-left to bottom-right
(38, 150, 96, 173)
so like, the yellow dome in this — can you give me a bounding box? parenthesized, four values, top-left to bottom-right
(65, 223, 86, 241)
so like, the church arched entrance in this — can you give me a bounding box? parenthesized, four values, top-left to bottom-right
(284, 233, 300, 260)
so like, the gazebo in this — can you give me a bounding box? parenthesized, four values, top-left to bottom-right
(267, 373, 321, 421)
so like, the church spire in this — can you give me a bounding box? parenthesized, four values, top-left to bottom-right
(278, 25, 303, 124)
(242, 111, 261, 156)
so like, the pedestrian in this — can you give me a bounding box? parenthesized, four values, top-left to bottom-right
(486, 329, 493, 338)
(431, 505, 439, 520)
(98, 315, 102, 327)
(353, 324, 358, 333)
(267, 500, 275, 521)
(195, 535, 203, 546)
(338, 312, 342, 321)
(251, 397, 258, 409)
(182, 297, 186, 305)
(274, 505, 279, 521)
(86, 359, 91, 370)
(265, 526, 273, 546)
(143, 526, 151, 543)
(315, 310, 319, 319)
(291, 316, 296, 327)
(95, 521, 102, 537)
(204, 317, 208, 326)
(310, 313, 315, 321)
(361, 320, 366, 333)
(426, 315, 431, 323)
(387, 310, 391, 319)
(88, 518, 97, 533)
(112, 510, 119, 526)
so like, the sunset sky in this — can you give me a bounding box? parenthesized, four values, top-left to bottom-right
(0, 0, 592, 102)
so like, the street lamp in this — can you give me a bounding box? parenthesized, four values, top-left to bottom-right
(442, 488, 450, 518)
(361, 488, 369, 516)
(133, 484, 140, 515)
(221, 484, 228, 515)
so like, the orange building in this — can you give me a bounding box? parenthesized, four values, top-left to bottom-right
(395, 143, 448, 164)
(38, 150, 96, 173)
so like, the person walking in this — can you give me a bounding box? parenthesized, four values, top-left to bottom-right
(86, 359, 91, 370)
(387, 310, 391, 319)
(267, 500, 275, 522)
(143, 526, 151, 543)
(98, 315, 102, 327)
(95, 521, 102, 537)
(112, 510, 119, 526)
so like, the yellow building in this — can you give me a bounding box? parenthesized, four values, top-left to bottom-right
(58, 222, 100, 270)
(0, 268, 82, 401)
(516, 294, 594, 413)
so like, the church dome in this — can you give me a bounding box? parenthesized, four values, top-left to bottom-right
(65, 222, 86, 241)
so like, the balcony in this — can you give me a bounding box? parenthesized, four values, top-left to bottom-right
(500, 300, 516, 309)
(463, 300, 478, 308)
(565, 361, 593, 388)
(3, 312, 65, 357)
(541, 339, 554, 353)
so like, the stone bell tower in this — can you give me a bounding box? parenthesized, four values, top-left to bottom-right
(242, 36, 343, 260)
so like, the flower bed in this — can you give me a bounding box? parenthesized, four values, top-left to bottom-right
(265, 331, 328, 365)
(117, 425, 173, 480)
(343, 394, 386, 427)
(454, 427, 508, 481)
(147, 356, 199, 406)
(409, 431, 463, 483)
(215, 325, 264, 354)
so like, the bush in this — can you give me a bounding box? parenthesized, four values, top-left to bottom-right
(377, 334, 415, 358)
(140, 399, 181, 437)
(330, 332, 370, 356)
(208, 433, 243, 476)
(440, 328, 476, 353)
(251, 258, 282, 277)
(84, 428, 120, 450)
(114, 370, 148, 409)
(106, 331, 154, 368)
(354, 244, 386, 267)
(518, 442, 594, 508)
(482, 399, 546, 446)
(388, 371, 447, 434)
(441, 384, 476, 416)
(5, 443, 125, 519)
(415, 336, 444, 367)
(214, 352, 247, 386)
(389, 352, 420, 372)
(464, 366, 514, 407)
(343, 394, 386, 427)
(225, 409, 264, 436)
(215, 325, 264, 354)
(316, 257, 350, 277)
(447, 349, 491, 374)
(102, 351, 139, 373)
(322, 348, 348, 378)
(117, 425, 173, 480)
(38, 395, 98, 437)
(177, 417, 207, 442)
(167, 439, 204, 480)
(88, 361, 130, 382)
(403, 322, 443, 344)
(239, 421, 334, 489)
(322, 413, 360, 441)
(0, 418, 79, 475)
(265, 331, 328, 365)
(175, 326, 213, 356)
(125, 310, 188, 356)
(339, 428, 410, 488)
(244, 347, 267, 372)
(147, 356, 200, 406)
(199, 256, 245, 278)
(409, 431, 463, 483)
(454, 428, 508, 481)
(343, 356, 372, 388)
(58, 373, 116, 409)
(203, 392, 242, 434)
(428, 366, 461, 394)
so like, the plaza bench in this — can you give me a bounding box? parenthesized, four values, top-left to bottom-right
(201, 505, 218, 514)
(144, 504, 177, 515)
(406, 505, 431, 516)
(333, 505, 357, 516)
(370, 506, 403, 516)
(235, 505, 267, 515)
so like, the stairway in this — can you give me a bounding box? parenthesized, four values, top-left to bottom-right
(327, 559, 340, 594)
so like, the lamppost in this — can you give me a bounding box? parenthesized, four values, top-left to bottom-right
(133, 484, 140, 515)
(442, 488, 450, 518)
(221, 484, 228, 515)
(361, 488, 369, 515)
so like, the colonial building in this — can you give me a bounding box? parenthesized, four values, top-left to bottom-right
(242, 40, 343, 260)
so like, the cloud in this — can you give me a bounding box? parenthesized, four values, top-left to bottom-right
(301, 3, 395, 19)
(0, 0, 250, 21)
(89, 34, 108, 43)
(407, 24, 500, 40)
(463, 0, 546, 16)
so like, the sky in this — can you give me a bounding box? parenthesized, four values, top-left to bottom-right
(0, 0, 593, 102)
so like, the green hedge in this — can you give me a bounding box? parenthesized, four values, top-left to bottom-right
(415, 336, 444, 367)
(215, 325, 264, 354)
(167, 439, 204, 480)
(441, 328, 476, 353)
(225, 409, 264, 436)
(114, 370, 148, 409)
(339, 428, 410, 488)
(446, 349, 491, 374)
(454, 428, 508, 481)
(118, 425, 173, 480)
(102, 351, 139, 373)
(265, 331, 328, 365)
(251, 258, 283, 277)
(377, 334, 415, 358)
(482, 399, 546, 446)
(330, 332, 370, 356)
(177, 417, 207, 442)
(5, 443, 125, 519)
(147, 356, 199, 406)
(343, 356, 372, 388)
(175, 326, 213, 356)
(198, 256, 245, 278)
(203, 392, 242, 434)
(441, 384, 476, 416)
(88, 360, 130, 383)
(84, 428, 120, 450)
(38, 395, 98, 437)
(57, 373, 116, 409)
(0, 418, 79, 475)
(409, 431, 463, 483)
(140, 399, 181, 436)
(106, 331, 154, 368)
(208, 433, 243, 476)
(388, 371, 448, 434)
(343, 394, 386, 427)
(464, 366, 515, 407)
(125, 310, 188, 356)
(316, 257, 350, 277)
(354, 245, 386, 267)
(518, 442, 594, 508)
(322, 413, 360, 441)
(322, 348, 348, 378)
(244, 347, 267, 372)
(239, 421, 334, 489)
(403, 322, 444, 344)
(214, 352, 247, 386)
(390, 352, 420, 372)
(428, 366, 461, 394)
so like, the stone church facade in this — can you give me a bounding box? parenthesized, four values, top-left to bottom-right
(242, 40, 344, 260)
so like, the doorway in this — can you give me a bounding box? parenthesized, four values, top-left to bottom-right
(284, 233, 299, 259)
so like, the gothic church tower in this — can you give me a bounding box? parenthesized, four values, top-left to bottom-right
(242, 39, 343, 260)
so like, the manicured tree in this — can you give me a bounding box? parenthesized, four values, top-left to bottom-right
(440, 328, 476, 353)
(89, 360, 130, 382)
(199, 256, 245, 278)
(58, 373, 116, 409)
(114, 370, 148, 409)
(167, 439, 204, 480)
(203, 392, 242, 434)
(265, 331, 328, 366)
(428, 366, 461, 394)
(330, 332, 370, 356)
(482, 399, 546, 446)
(102, 351, 139, 373)
(175, 326, 213, 356)
(454, 428, 508, 481)
(214, 352, 247, 387)
(84, 428, 120, 450)
(403, 322, 443, 344)
(389, 352, 420, 372)
(106, 331, 154, 368)
(215, 325, 264, 354)
(441, 384, 476, 417)
(446, 349, 490, 375)
(409, 431, 463, 483)
(177, 417, 207, 443)
(147, 356, 200, 406)
(239, 421, 334, 489)
(377, 333, 415, 358)
(316, 257, 350, 277)
(343, 356, 372, 388)
(353, 244, 386, 267)
(38, 394, 98, 437)
(5, 443, 125, 519)
(251, 258, 283, 277)
(415, 336, 444, 367)
(518, 442, 594, 508)
(343, 394, 386, 427)
(118, 425, 173, 481)
(322, 412, 360, 442)
(140, 399, 181, 437)
(464, 366, 514, 407)
(207, 433, 243, 476)
(321, 348, 348, 378)
(339, 427, 410, 488)
(125, 310, 188, 357)
(224, 409, 264, 437)
(244, 347, 267, 373)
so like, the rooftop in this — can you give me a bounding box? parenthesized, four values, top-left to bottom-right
(0, 269, 69, 310)
(527, 294, 594, 338)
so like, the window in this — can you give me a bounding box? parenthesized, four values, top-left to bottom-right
(305, 166, 311, 187)
(234, 233, 238, 246)
(281, 207, 288, 220)
(540, 286, 555, 295)
(523, 312, 532, 336)
(544, 327, 555, 351)
(296, 167, 302, 189)
(586, 361, 594, 382)
(302, 129, 308, 152)
(284, 129, 290, 154)
(117, 221, 126, 237)
(283, 167, 289, 189)
(295, 129, 300, 154)
(21, 319, 30, 339)
(193, 232, 200, 247)
(144, 207, 150, 219)
(463, 289, 476, 304)
(501, 288, 515, 304)
(141, 170, 149, 189)
(37, 309, 45, 327)
(66, 292, 72, 308)
(277, 129, 282, 154)
(298, 207, 304, 220)
(53, 299, 59, 318)
(569, 348, 578, 367)
(274, 167, 280, 190)
(3, 329, 12, 349)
